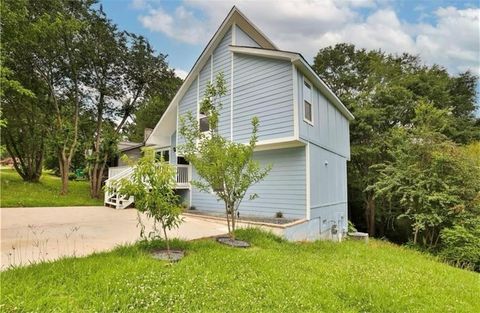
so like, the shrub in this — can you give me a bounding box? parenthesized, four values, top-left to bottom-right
(111, 149, 182, 254)
(439, 217, 480, 271)
(348, 220, 357, 233)
(275, 211, 283, 218)
(68, 172, 77, 181)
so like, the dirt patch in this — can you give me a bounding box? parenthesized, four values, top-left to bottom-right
(151, 249, 185, 262)
(216, 237, 250, 248)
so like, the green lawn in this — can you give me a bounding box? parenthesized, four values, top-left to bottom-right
(0, 168, 103, 207)
(1, 229, 478, 313)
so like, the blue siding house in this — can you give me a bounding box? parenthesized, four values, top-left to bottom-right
(107, 7, 354, 241)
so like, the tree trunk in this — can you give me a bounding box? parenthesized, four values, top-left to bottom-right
(230, 205, 236, 239)
(225, 203, 231, 234)
(365, 195, 376, 236)
(58, 153, 70, 195)
(4, 131, 43, 182)
(90, 168, 101, 199)
(161, 220, 171, 258)
(90, 154, 108, 198)
(413, 226, 419, 245)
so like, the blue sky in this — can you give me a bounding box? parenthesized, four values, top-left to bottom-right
(100, 0, 479, 105)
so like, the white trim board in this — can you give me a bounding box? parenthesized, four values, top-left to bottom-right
(230, 23, 235, 141)
(292, 64, 299, 140)
(305, 143, 311, 220)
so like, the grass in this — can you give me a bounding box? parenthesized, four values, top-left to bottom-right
(1, 229, 478, 313)
(0, 168, 103, 207)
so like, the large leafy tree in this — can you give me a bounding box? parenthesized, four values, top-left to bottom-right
(1, 0, 53, 182)
(127, 95, 170, 143)
(83, 8, 181, 198)
(313, 43, 479, 237)
(179, 73, 271, 236)
(370, 102, 480, 247)
(1, 0, 94, 191)
(2, 0, 181, 196)
(81, 8, 124, 198)
(31, 0, 92, 194)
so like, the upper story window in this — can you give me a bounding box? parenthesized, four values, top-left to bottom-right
(199, 110, 209, 132)
(303, 80, 313, 125)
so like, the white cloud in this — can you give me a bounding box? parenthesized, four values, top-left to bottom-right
(131, 0, 146, 9)
(316, 9, 417, 57)
(416, 7, 480, 74)
(174, 68, 189, 80)
(135, 0, 480, 76)
(139, 6, 210, 44)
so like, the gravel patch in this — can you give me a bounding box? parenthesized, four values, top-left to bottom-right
(186, 210, 298, 225)
(151, 250, 185, 262)
(216, 237, 250, 248)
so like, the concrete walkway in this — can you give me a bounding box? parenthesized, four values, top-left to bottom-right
(0, 206, 228, 269)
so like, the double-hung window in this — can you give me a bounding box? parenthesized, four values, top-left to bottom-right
(199, 110, 209, 132)
(303, 80, 313, 125)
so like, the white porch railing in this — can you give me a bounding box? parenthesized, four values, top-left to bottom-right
(108, 165, 130, 178)
(104, 167, 135, 209)
(105, 164, 191, 209)
(176, 164, 190, 188)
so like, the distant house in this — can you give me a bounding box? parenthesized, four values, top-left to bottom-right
(106, 7, 353, 240)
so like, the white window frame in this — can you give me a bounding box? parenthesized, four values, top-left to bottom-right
(303, 79, 314, 126)
(155, 148, 170, 162)
(199, 97, 212, 133)
(198, 111, 209, 133)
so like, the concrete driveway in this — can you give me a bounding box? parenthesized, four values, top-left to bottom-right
(0, 206, 228, 269)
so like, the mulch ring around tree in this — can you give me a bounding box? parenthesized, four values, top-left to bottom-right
(216, 236, 250, 248)
(150, 249, 185, 262)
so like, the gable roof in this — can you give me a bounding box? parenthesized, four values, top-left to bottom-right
(146, 6, 354, 145)
(146, 6, 277, 145)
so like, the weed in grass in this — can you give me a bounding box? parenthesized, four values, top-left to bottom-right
(3, 224, 85, 270)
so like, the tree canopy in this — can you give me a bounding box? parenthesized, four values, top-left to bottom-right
(1, 0, 181, 195)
